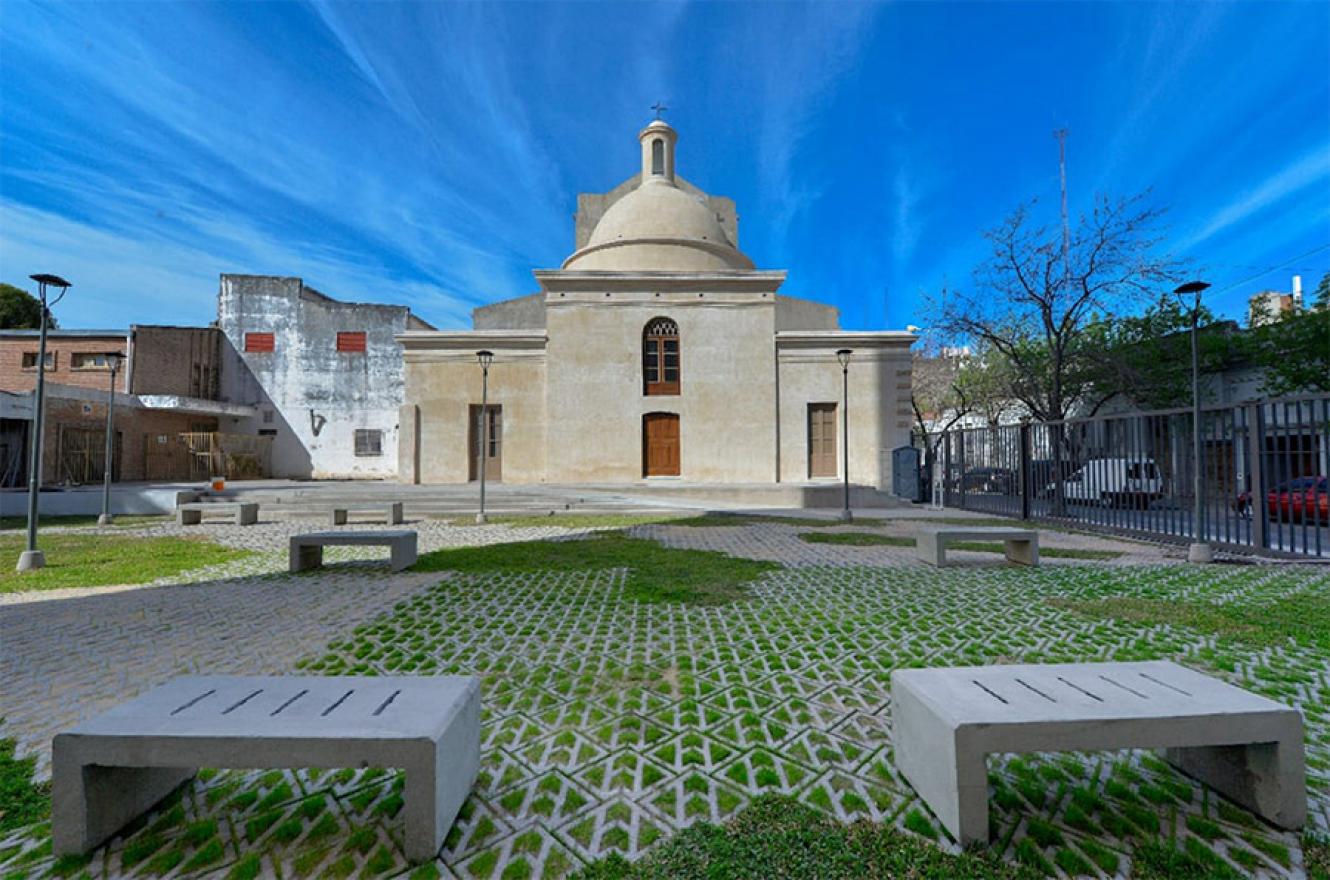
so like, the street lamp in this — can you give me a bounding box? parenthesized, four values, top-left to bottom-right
(475, 350, 494, 525)
(836, 348, 853, 522)
(97, 353, 126, 526)
(17, 273, 71, 573)
(1174, 281, 1212, 564)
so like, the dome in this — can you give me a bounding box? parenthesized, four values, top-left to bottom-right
(561, 121, 754, 272)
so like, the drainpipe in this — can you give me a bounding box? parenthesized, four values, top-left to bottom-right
(124, 328, 136, 394)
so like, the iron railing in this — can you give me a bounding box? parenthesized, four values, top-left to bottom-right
(925, 394, 1330, 558)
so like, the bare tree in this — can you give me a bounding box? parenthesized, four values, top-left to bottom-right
(930, 193, 1180, 423)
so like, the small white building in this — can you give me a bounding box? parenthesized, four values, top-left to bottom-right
(397, 119, 916, 494)
(217, 275, 433, 479)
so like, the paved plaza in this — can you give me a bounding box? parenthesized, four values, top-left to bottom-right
(0, 514, 1326, 879)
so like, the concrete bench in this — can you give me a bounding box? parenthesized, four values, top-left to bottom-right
(176, 502, 258, 526)
(331, 502, 404, 526)
(915, 526, 1038, 566)
(892, 660, 1305, 846)
(290, 530, 417, 572)
(53, 674, 480, 862)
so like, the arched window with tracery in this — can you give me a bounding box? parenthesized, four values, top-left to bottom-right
(643, 317, 680, 395)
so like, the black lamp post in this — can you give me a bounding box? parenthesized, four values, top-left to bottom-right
(97, 353, 126, 526)
(836, 348, 853, 522)
(17, 273, 71, 573)
(475, 350, 494, 525)
(1174, 281, 1212, 564)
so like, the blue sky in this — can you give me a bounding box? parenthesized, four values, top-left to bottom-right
(2, 1, 1328, 332)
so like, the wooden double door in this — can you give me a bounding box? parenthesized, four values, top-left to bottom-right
(468, 405, 502, 481)
(808, 403, 838, 478)
(643, 413, 680, 477)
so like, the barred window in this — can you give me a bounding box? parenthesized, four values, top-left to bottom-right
(354, 428, 383, 456)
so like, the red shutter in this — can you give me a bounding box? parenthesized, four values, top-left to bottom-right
(244, 332, 275, 353)
(336, 331, 367, 353)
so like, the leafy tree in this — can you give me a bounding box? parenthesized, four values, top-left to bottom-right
(0, 283, 55, 330)
(928, 192, 1180, 422)
(1079, 296, 1238, 410)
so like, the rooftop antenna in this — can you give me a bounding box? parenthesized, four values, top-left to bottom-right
(1055, 128, 1071, 286)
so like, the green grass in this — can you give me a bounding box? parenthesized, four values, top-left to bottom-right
(0, 532, 251, 593)
(798, 532, 915, 547)
(574, 794, 1038, 879)
(1055, 589, 1330, 650)
(0, 736, 48, 833)
(949, 541, 1124, 560)
(0, 514, 167, 531)
(412, 532, 778, 605)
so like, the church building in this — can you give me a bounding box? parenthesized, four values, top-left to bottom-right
(397, 119, 915, 496)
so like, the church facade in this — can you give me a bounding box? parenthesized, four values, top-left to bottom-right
(397, 120, 915, 491)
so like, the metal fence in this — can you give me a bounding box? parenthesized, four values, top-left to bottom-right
(926, 394, 1330, 558)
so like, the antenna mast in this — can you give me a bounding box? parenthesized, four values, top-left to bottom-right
(1055, 128, 1071, 285)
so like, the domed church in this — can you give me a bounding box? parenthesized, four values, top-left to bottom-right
(397, 119, 915, 498)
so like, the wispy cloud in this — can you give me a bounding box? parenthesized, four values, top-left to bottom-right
(1176, 146, 1330, 253)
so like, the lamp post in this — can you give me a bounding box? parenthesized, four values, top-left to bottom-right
(17, 273, 71, 573)
(97, 353, 125, 526)
(475, 350, 494, 525)
(836, 348, 853, 522)
(1174, 281, 1212, 564)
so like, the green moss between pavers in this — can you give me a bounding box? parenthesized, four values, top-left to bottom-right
(0, 532, 251, 593)
(412, 532, 777, 606)
(576, 795, 1038, 879)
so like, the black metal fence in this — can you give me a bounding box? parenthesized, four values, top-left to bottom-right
(926, 394, 1330, 558)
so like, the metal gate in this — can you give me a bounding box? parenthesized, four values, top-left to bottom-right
(930, 394, 1330, 558)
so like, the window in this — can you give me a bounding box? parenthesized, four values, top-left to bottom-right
(244, 332, 275, 353)
(336, 331, 367, 353)
(262, 409, 275, 424)
(71, 352, 120, 370)
(643, 317, 680, 395)
(258, 428, 278, 437)
(354, 428, 383, 456)
(21, 352, 55, 371)
(651, 138, 664, 175)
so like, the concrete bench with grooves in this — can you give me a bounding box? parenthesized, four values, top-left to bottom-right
(53, 674, 480, 862)
(915, 526, 1038, 566)
(176, 501, 259, 526)
(892, 660, 1305, 845)
(330, 502, 404, 526)
(290, 530, 418, 572)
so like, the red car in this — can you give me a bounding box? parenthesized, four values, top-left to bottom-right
(1236, 476, 1329, 524)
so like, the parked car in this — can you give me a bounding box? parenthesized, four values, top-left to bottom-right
(960, 467, 1016, 495)
(1043, 458, 1165, 507)
(1235, 476, 1329, 524)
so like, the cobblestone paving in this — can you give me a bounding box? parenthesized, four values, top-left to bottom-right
(1, 522, 1326, 879)
(636, 520, 1180, 567)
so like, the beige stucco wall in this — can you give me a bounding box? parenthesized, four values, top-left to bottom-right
(776, 337, 914, 489)
(543, 288, 778, 482)
(402, 341, 547, 484)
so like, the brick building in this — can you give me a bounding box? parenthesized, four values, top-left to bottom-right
(0, 327, 255, 487)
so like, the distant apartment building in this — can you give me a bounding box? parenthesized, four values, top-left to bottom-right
(0, 326, 255, 488)
(217, 274, 433, 479)
(1248, 275, 1305, 327)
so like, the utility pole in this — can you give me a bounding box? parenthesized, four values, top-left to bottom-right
(1054, 129, 1071, 286)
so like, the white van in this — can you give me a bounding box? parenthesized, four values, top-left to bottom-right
(1048, 458, 1165, 507)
